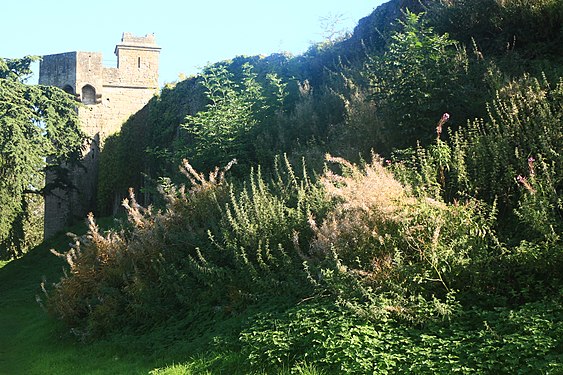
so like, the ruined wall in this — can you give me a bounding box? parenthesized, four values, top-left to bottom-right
(40, 33, 161, 238)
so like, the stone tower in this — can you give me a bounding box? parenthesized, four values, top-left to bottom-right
(39, 33, 161, 238)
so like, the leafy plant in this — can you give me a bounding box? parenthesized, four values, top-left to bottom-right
(47, 156, 329, 336)
(449, 75, 562, 212)
(181, 63, 287, 173)
(240, 297, 563, 374)
(308, 154, 498, 322)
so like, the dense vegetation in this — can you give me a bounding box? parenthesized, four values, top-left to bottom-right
(2, 0, 562, 373)
(0, 57, 84, 259)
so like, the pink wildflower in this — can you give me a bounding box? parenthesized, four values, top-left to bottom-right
(436, 113, 450, 139)
(517, 174, 536, 194)
(527, 156, 535, 176)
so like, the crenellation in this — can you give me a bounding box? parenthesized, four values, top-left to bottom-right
(40, 33, 160, 239)
(120, 32, 157, 46)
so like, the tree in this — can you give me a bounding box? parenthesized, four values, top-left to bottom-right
(181, 63, 285, 172)
(367, 11, 471, 152)
(0, 56, 84, 259)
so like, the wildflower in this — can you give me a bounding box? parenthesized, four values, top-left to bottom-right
(385, 159, 392, 166)
(516, 174, 536, 194)
(527, 156, 535, 176)
(436, 113, 450, 139)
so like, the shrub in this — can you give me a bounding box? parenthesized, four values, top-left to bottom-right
(366, 10, 474, 151)
(46, 161, 233, 337)
(46, 156, 329, 336)
(449, 75, 562, 214)
(182, 155, 328, 308)
(307, 154, 498, 322)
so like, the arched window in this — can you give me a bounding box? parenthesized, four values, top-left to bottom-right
(81, 84, 96, 105)
(62, 85, 74, 95)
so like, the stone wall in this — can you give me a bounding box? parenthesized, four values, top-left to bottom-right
(40, 33, 160, 238)
(38, 52, 78, 91)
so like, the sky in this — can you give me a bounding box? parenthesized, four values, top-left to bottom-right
(2, 0, 386, 86)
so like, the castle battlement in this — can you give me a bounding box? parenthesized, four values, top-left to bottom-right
(40, 33, 160, 239)
(120, 32, 157, 46)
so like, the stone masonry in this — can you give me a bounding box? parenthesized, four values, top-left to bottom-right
(39, 33, 161, 239)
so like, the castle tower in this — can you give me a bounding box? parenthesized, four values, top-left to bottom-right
(39, 33, 161, 238)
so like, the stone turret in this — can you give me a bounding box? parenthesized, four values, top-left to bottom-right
(39, 33, 161, 239)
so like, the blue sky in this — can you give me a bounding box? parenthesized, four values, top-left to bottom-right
(2, 0, 385, 85)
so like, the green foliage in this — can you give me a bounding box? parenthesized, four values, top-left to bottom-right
(241, 298, 563, 374)
(309, 155, 498, 322)
(449, 75, 562, 214)
(0, 56, 84, 259)
(47, 157, 328, 336)
(181, 62, 290, 174)
(386, 73, 562, 245)
(366, 11, 476, 151)
(182, 63, 263, 170)
(385, 79, 563, 308)
(429, 0, 563, 59)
